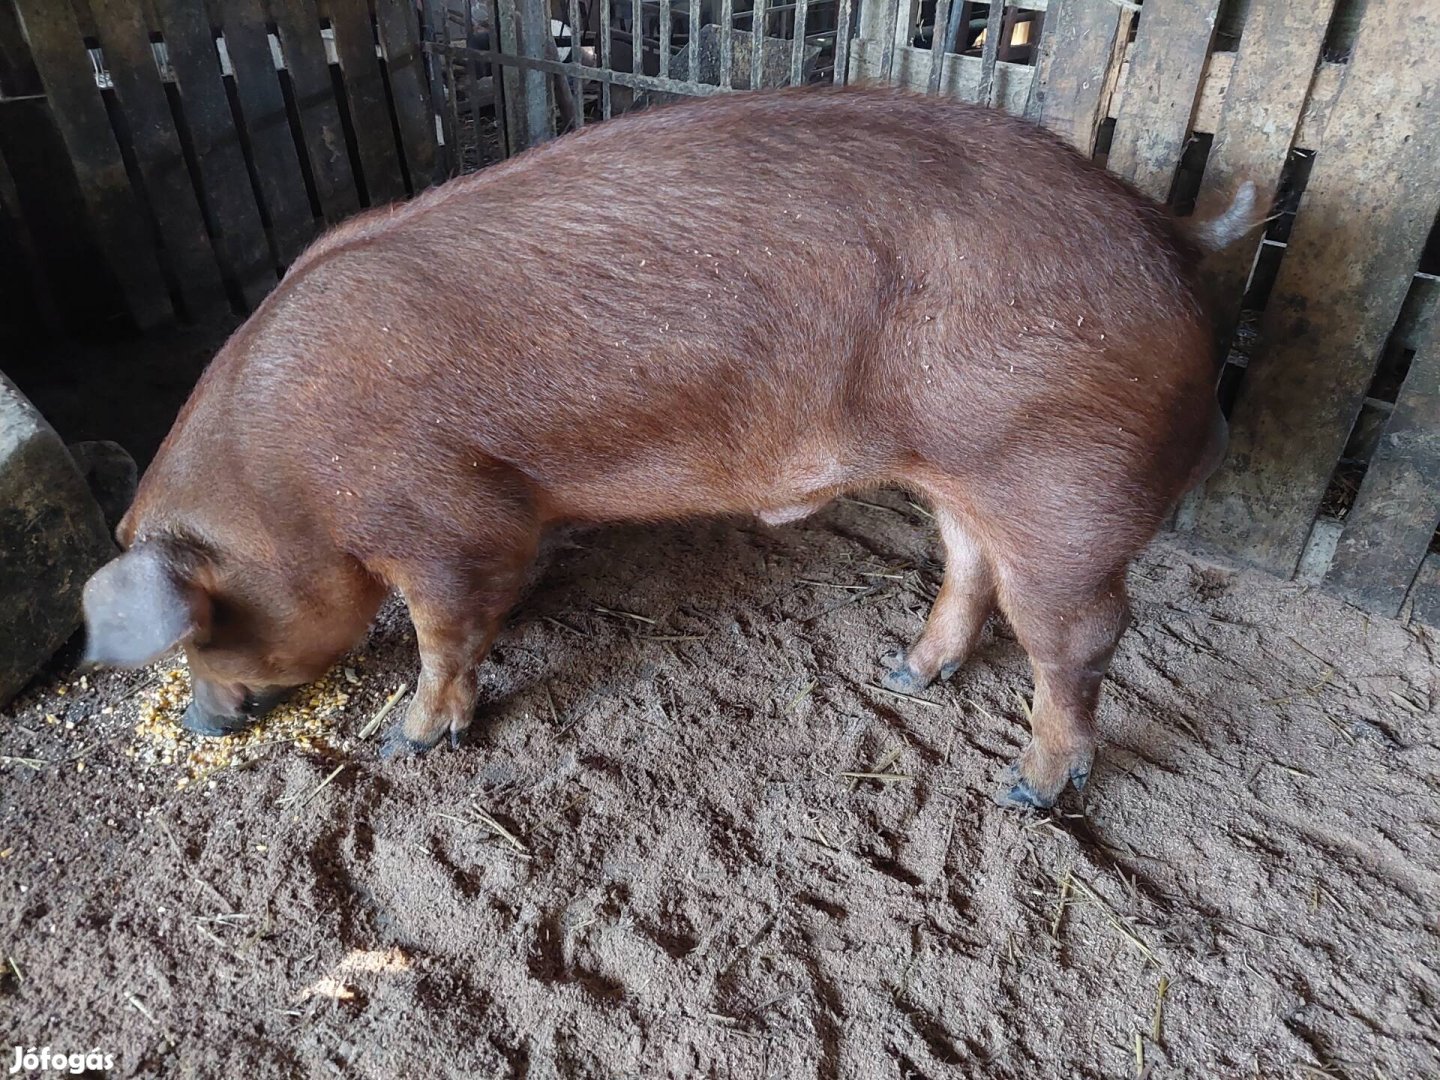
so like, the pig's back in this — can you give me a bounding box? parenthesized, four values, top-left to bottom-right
(218, 87, 1216, 521)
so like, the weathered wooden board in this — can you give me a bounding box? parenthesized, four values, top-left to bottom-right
(153, 0, 276, 310)
(1196, 0, 1335, 348)
(13, 0, 172, 327)
(1024, 0, 1122, 154)
(1325, 328, 1440, 616)
(0, 0, 41, 96)
(1407, 552, 1440, 629)
(1194, 0, 1440, 576)
(216, 0, 318, 266)
(88, 0, 229, 318)
(268, 0, 361, 220)
(322, 0, 406, 205)
(373, 0, 438, 191)
(1106, 0, 1221, 201)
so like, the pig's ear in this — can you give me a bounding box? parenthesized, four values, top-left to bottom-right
(81, 543, 211, 668)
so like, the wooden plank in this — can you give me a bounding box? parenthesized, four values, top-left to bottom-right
(1106, 0, 1222, 201)
(1023, 0, 1123, 154)
(374, 0, 439, 191)
(1194, 0, 1440, 576)
(850, 42, 1034, 114)
(267, 0, 361, 220)
(322, 0, 406, 205)
(1407, 553, 1440, 629)
(88, 0, 229, 318)
(1324, 329, 1440, 616)
(0, 0, 42, 96)
(152, 0, 276, 310)
(1195, 0, 1335, 348)
(1293, 60, 1342, 149)
(12, 0, 172, 327)
(216, 0, 317, 265)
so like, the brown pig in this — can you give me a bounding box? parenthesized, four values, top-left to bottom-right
(81, 86, 1259, 809)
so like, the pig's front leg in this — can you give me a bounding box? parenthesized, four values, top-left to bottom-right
(379, 550, 534, 758)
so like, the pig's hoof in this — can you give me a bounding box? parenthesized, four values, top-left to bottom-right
(994, 760, 1091, 812)
(181, 705, 253, 738)
(379, 725, 443, 760)
(880, 649, 932, 695)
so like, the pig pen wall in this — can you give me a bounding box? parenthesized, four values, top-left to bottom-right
(0, 0, 1437, 625)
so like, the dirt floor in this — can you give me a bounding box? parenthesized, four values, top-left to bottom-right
(2, 495, 1438, 1079)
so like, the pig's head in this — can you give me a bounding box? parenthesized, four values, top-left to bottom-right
(81, 536, 383, 735)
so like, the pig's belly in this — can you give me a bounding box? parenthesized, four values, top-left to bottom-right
(530, 437, 869, 527)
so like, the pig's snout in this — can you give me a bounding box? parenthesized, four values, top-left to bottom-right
(182, 681, 288, 738)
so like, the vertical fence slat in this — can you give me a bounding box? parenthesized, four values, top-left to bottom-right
(748, 0, 763, 86)
(719, 0, 732, 87)
(976, 0, 1002, 105)
(1023, 0, 1123, 154)
(1106, 0, 1222, 201)
(1324, 329, 1440, 616)
(832, 0, 850, 85)
(13, 0, 172, 327)
(374, 0, 438, 190)
(659, 0, 671, 77)
(269, 0, 361, 219)
(788, 0, 807, 85)
(570, 0, 586, 121)
(153, 0, 276, 309)
(687, 0, 699, 89)
(87, 0, 228, 318)
(324, 0, 406, 204)
(217, 0, 317, 265)
(1195, 0, 1335, 350)
(519, 0, 554, 140)
(601, 0, 612, 115)
(924, 0, 949, 94)
(1195, 0, 1440, 576)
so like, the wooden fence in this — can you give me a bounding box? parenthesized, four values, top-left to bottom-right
(1, 0, 1437, 623)
(0, 0, 437, 330)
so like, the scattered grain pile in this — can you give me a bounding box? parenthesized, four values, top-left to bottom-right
(130, 661, 369, 784)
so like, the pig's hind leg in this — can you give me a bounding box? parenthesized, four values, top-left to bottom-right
(881, 505, 995, 694)
(379, 538, 538, 758)
(992, 559, 1131, 810)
